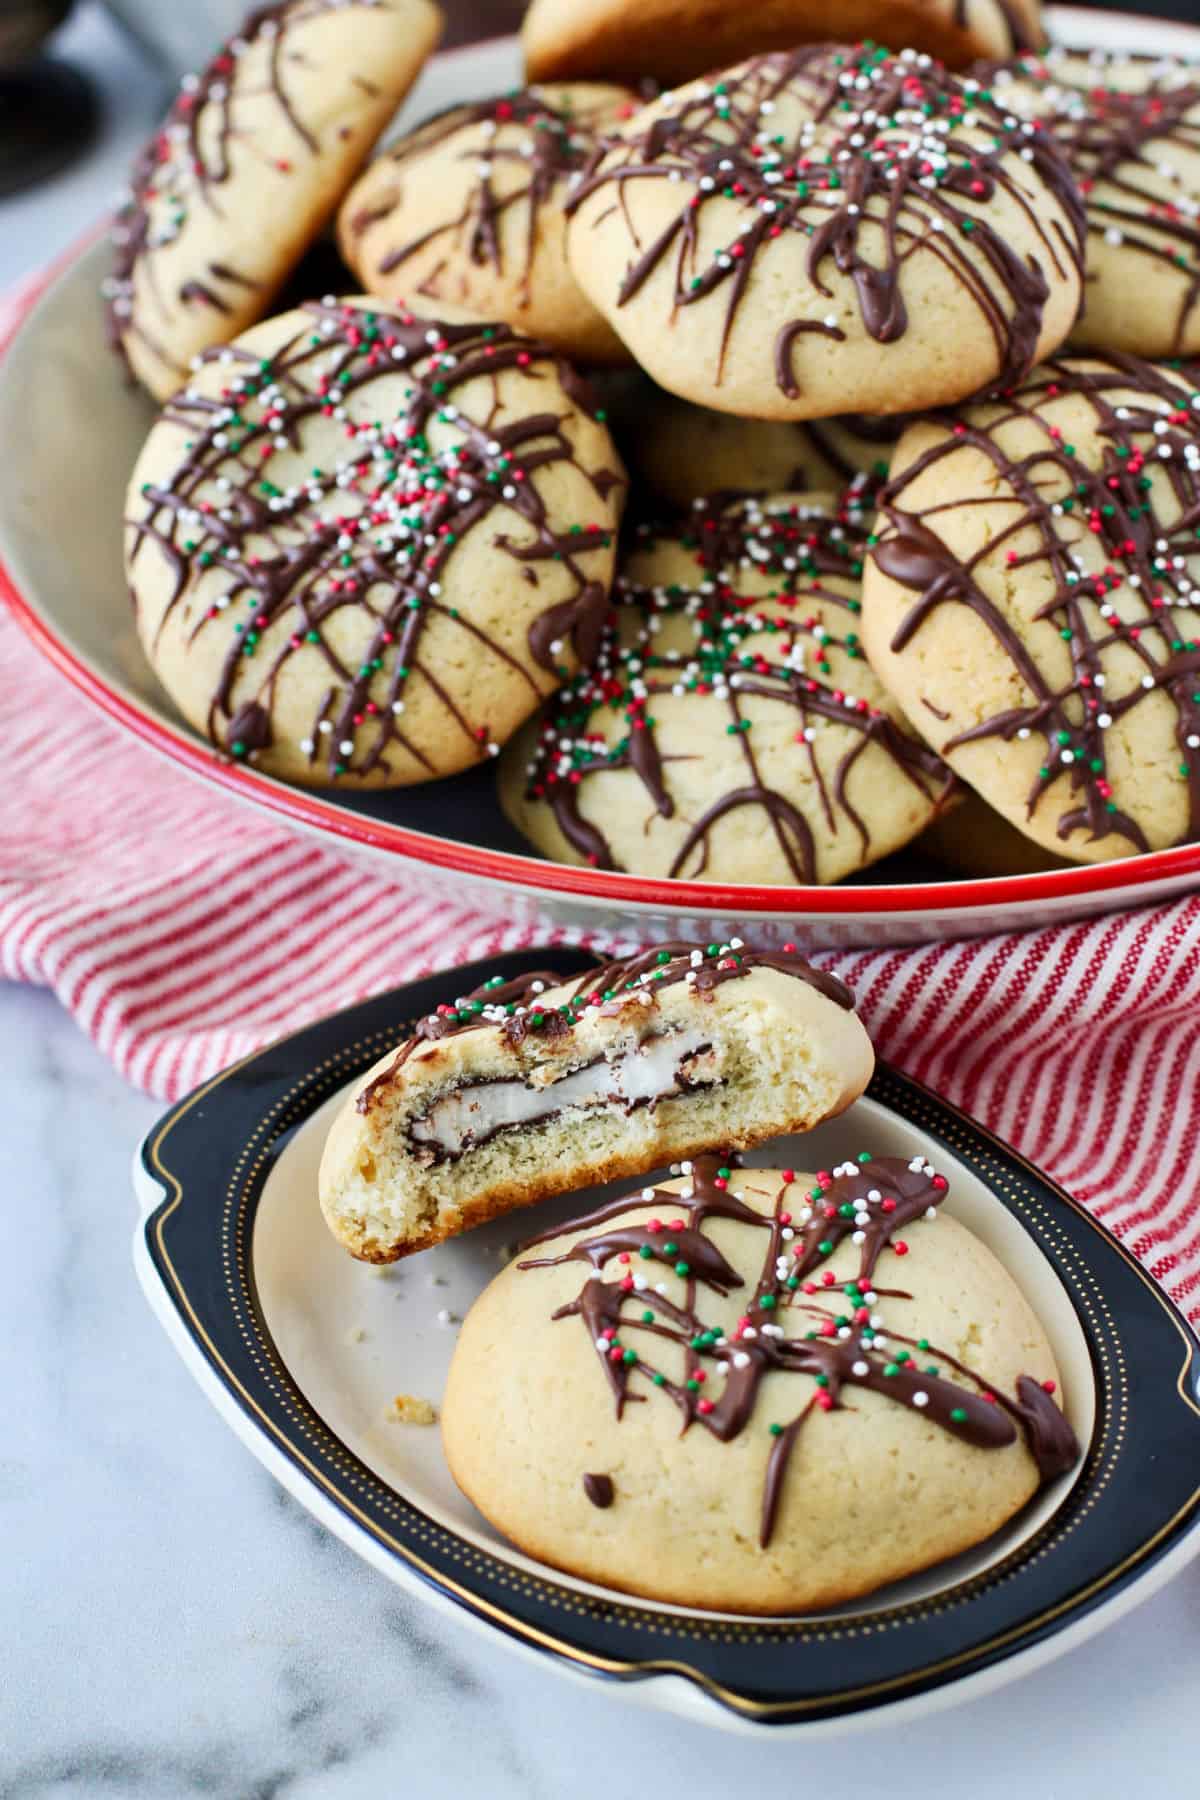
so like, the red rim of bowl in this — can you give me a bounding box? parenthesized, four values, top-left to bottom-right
(4, 192, 1200, 919)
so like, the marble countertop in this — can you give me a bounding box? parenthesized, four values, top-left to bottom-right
(3, 9, 1200, 1795)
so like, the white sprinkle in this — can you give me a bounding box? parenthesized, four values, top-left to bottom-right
(852, 1360, 870, 1377)
(912, 1391, 929, 1409)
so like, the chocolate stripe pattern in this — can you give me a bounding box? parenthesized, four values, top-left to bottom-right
(519, 1151, 1078, 1547)
(871, 354, 1200, 853)
(514, 490, 955, 880)
(566, 43, 1085, 397)
(126, 301, 622, 782)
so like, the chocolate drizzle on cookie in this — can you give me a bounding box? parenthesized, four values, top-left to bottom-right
(126, 300, 621, 779)
(519, 1152, 1079, 1548)
(357, 938, 853, 1108)
(105, 0, 383, 377)
(982, 49, 1200, 351)
(518, 490, 955, 880)
(565, 43, 1084, 396)
(582, 1471, 615, 1507)
(872, 352, 1200, 851)
(356, 87, 634, 298)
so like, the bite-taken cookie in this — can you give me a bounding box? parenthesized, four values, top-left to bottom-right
(862, 353, 1200, 864)
(338, 84, 637, 364)
(565, 45, 1085, 421)
(978, 49, 1200, 359)
(442, 1150, 1079, 1612)
(125, 299, 625, 786)
(105, 0, 443, 401)
(620, 380, 906, 510)
(318, 942, 873, 1261)
(522, 0, 1041, 88)
(501, 489, 956, 884)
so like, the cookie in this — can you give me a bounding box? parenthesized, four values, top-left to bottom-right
(500, 490, 956, 884)
(442, 1149, 1079, 1613)
(105, 0, 442, 401)
(522, 0, 1042, 89)
(318, 942, 873, 1261)
(622, 380, 905, 509)
(978, 49, 1200, 359)
(863, 353, 1200, 863)
(338, 84, 637, 364)
(564, 44, 1085, 420)
(125, 299, 625, 787)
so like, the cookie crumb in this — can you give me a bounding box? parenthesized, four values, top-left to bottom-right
(346, 1325, 367, 1345)
(390, 1393, 437, 1426)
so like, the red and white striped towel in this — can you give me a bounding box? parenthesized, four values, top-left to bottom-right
(2, 606, 1198, 1320)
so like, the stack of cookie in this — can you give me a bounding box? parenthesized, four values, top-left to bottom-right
(111, 0, 1200, 882)
(318, 934, 1080, 1611)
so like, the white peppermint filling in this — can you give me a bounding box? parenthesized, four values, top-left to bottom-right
(410, 1030, 717, 1155)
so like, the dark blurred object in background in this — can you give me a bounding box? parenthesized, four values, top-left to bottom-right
(0, 1, 96, 196)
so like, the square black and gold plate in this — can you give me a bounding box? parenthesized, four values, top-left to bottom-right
(133, 949, 1200, 1733)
